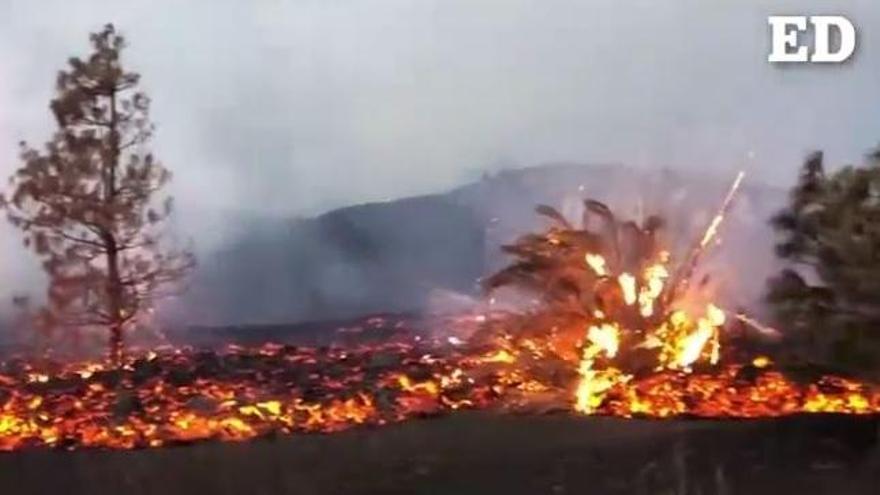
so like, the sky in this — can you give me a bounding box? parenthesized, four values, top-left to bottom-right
(1, 0, 879, 301)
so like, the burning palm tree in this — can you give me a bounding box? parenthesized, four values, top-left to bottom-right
(481, 173, 746, 411)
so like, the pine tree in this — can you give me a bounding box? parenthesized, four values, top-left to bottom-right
(0, 24, 194, 362)
(767, 150, 880, 374)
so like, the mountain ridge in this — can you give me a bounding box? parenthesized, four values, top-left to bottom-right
(164, 163, 786, 327)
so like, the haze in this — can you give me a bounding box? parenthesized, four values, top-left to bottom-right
(1, 0, 878, 317)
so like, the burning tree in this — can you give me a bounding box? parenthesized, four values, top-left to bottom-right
(480, 200, 669, 356)
(768, 150, 880, 374)
(482, 174, 745, 412)
(483, 201, 665, 318)
(0, 24, 194, 362)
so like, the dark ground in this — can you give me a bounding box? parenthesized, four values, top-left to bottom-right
(1, 412, 878, 494)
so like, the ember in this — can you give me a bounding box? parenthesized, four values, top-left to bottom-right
(0, 340, 505, 451)
(1, 331, 879, 451)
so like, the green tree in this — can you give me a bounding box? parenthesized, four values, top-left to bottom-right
(0, 24, 194, 362)
(767, 150, 880, 374)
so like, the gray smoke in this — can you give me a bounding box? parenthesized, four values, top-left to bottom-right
(0, 0, 878, 328)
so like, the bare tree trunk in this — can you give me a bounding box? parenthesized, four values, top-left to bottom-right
(106, 239, 124, 363)
(109, 320, 123, 364)
(105, 88, 124, 364)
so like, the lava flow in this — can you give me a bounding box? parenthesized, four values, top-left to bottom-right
(0, 340, 510, 451)
(2, 172, 880, 452)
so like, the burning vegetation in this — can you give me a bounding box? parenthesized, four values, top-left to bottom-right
(3, 171, 880, 452)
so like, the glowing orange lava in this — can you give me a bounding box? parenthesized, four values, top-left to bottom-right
(2, 171, 879, 452)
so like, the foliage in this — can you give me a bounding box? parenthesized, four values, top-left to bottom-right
(767, 150, 880, 373)
(0, 24, 194, 361)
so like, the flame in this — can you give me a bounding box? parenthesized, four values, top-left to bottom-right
(675, 304, 724, 370)
(617, 273, 637, 306)
(575, 322, 623, 413)
(752, 355, 771, 368)
(576, 247, 728, 413)
(637, 258, 669, 317)
(585, 253, 607, 276)
(587, 324, 620, 360)
(480, 349, 517, 364)
(568, 170, 856, 418)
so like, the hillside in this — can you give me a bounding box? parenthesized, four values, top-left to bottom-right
(172, 163, 787, 327)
